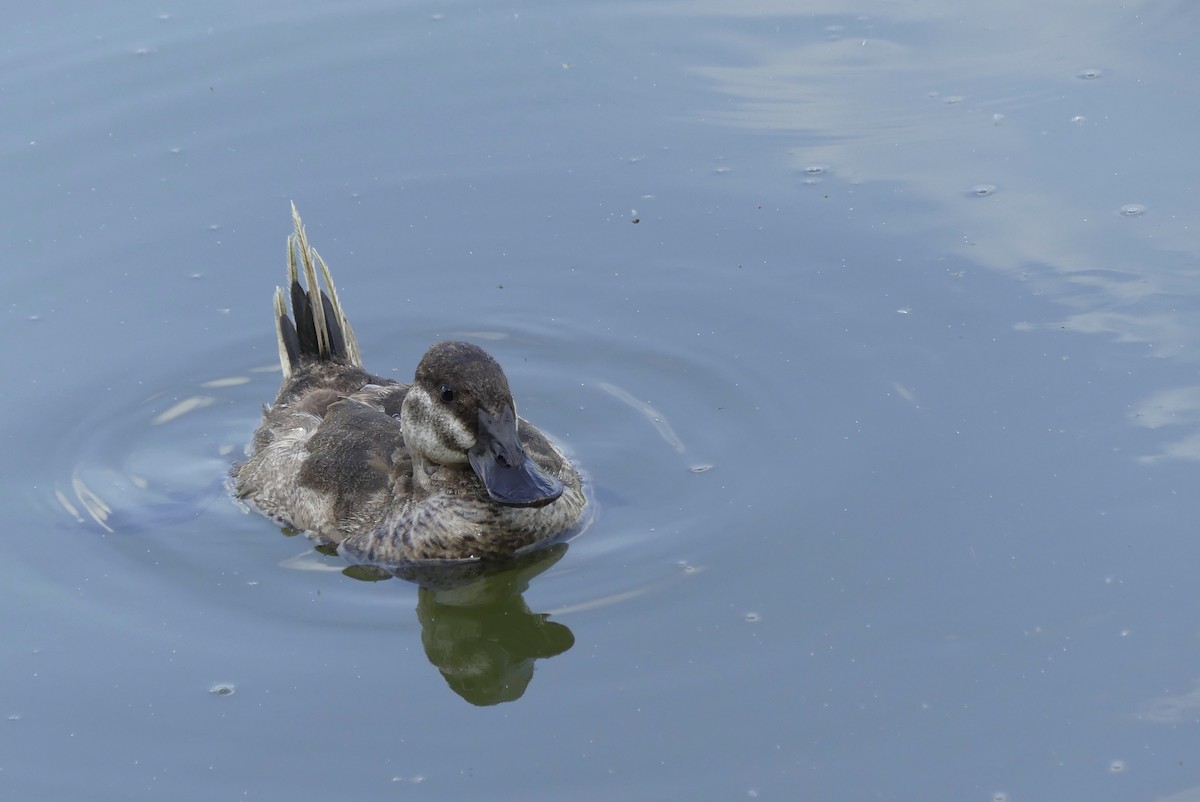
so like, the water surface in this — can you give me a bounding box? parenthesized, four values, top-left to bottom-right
(4, 1, 1200, 800)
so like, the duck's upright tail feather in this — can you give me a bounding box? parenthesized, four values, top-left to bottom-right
(275, 203, 362, 379)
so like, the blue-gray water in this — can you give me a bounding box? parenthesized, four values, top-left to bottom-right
(4, 2, 1200, 800)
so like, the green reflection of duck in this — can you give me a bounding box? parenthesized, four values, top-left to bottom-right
(347, 544, 574, 706)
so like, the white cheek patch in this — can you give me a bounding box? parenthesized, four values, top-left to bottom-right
(435, 412, 474, 458)
(403, 385, 475, 465)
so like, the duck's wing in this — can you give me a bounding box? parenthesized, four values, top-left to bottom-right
(293, 396, 410, 540)
(233, 383, 410, 537)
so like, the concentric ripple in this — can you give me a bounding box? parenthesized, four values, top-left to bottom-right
(26, 310, 785, 625)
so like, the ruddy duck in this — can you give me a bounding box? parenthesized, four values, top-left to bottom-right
(232, 206, 587, 563)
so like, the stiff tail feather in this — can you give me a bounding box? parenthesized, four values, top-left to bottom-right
(275, 203, 362, 379)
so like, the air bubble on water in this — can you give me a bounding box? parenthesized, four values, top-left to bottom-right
(1078, 68, 1102, 79)
(968, 184, 997, 198)
(209, 683, 236, 697)
(1119, 204, 1145, 217)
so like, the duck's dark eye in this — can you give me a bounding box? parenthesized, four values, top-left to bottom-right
(439, 384, 456, 404)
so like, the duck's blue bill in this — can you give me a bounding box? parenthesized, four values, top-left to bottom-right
(468, 405, 564, 508)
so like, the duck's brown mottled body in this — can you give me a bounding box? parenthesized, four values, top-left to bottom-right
(232, 207, 586, 563)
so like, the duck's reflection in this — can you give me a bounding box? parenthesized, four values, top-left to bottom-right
(343, 544, 573, 706)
